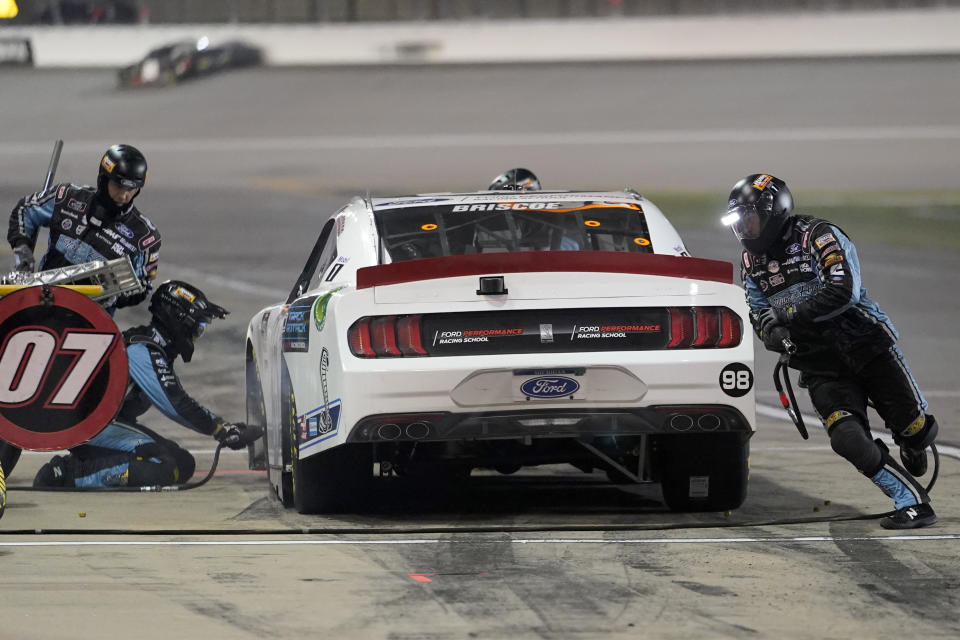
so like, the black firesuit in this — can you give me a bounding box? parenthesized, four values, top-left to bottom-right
(741, 215, 935, 512)
(8, 182, 160, 312)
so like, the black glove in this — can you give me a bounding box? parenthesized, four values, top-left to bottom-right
(215, 422, 264, 450)
(757, 306, 791, 333)
(12, 244, 35, 273)
(762, 325, 793, 354)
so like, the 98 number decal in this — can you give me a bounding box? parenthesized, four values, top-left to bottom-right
(719, 363, 753, 398)
(0, 328, 117, 408)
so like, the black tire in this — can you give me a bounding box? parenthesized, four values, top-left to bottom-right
(275, 364, 295, 507)
(282, 366, 370, 514)
(0, 440, 21, 479)
(290, 439, 372, 515)
(656, 433, 750, 512)
(245, 348, 267, 471)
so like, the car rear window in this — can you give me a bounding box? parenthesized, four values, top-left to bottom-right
(374, 201, 653, 263)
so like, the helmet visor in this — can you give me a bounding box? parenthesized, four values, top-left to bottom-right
(725, 204, 765, 241)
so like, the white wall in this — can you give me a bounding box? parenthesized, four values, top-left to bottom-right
(4, 8, 960, 67)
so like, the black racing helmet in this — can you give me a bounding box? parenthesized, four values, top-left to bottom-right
(488, 168, 541, 191)
(724, 173, 794, 254)
(149, 280, 228, 362)
(98, 144, 148, 191)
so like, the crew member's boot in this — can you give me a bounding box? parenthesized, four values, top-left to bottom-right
(869, 440, 937, 530)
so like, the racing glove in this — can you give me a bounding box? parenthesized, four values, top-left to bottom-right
(761, 325, 793, 354)
(12, 244, 35, 273)
(214, 423, 264, 450)
(757, 306, 792, 333)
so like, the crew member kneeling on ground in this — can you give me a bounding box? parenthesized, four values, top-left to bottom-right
(723, 174, 939, 530)
(33, 281, 260, 488)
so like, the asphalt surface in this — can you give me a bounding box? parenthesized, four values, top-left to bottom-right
(1, 60, 959, 638)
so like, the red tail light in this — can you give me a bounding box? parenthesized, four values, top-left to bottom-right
(370, 316, 401, 357)
(347, 317, 375, 357)
(668, 306, 741, 349)
(691, 307, 719, 348)
(717, 307, 742, 348)
(396, 315, 427, 355)
(350, 315, 425, 358)
(667, 307, 693, 348)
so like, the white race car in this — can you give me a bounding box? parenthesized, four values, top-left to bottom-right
(245, 190, 755, 513)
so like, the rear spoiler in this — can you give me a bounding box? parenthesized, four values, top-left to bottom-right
(356, 251, 733, 290)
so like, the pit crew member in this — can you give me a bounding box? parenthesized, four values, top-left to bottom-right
(8, 143, 161, 313)
(33, 280, 260, 488)
(723, 173, 939, 529)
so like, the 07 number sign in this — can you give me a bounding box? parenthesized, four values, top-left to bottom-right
(0, 328, 117, 408)
(0, 286, 128, 451)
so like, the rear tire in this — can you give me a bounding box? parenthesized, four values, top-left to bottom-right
(291, 439, 372, 515)
(245, 348, 267, 471)
(656, 433, 749, 512)
(282, 367, 369, 514)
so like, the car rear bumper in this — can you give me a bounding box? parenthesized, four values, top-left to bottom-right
(347, 404, 752, 443)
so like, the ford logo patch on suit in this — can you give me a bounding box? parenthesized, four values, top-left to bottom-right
(521, 376, 580, 398)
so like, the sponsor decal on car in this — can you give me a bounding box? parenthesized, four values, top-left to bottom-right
(259, 310, 271, 334)
(519, 375, 580, 399)
(282, 296, 317, 353)
(539, 323, 554, 344)
(312, 287, 343, 332)
(298, 399, 342, 450)
(451, 202, 564, 212)
(377, 197, 451, 207)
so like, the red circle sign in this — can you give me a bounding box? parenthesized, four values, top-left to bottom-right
(0, 286, 128, 450)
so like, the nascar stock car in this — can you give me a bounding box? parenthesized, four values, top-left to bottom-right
(117, 37, 262, 88)
(245, 190, 756, 514)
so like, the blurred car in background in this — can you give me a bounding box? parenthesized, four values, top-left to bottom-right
(117, 37, 262, 88)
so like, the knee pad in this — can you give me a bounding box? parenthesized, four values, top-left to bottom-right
(896, 414, 938, 450)
(828, 417, 881, 474)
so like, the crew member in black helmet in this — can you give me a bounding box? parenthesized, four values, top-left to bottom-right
(8, 143, 161, 313)
(723, 173, 939, 529)
(32, 281, 261, 489)
(488, 168, 541, 191)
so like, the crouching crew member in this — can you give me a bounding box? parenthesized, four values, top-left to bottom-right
(34, 281, 260, 488)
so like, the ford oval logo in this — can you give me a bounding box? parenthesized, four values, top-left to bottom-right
(520, 376, 580, 398)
